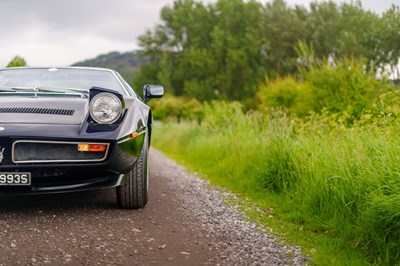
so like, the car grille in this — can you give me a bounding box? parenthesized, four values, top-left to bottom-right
(12, 141, 109, 163)
(0, 108, 74, 116)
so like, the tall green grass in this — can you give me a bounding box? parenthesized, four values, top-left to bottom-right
(152, 98, 400, 265)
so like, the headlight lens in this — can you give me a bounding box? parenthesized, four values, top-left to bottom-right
(90, 93, 122, 124)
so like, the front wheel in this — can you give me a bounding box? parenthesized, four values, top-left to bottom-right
(116, 133, 149, 209)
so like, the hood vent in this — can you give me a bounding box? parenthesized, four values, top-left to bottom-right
(0, 107, 75, 116)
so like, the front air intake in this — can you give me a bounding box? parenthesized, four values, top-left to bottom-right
(0, 108, 75, 116)
(12, 140, 109, 163)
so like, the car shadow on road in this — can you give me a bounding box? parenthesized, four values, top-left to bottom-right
(0, 189, 119, 213)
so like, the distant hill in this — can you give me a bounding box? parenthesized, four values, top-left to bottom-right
(71, 51, 143, 85)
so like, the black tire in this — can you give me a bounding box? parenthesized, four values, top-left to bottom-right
(116, 133, 149, 209)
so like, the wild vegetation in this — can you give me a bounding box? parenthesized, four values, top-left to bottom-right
(135, 0, 400, 264)
(151, 56, 400, 264)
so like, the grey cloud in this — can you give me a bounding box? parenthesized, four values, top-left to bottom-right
(0, 0, 395, 66)
(0, 0, 163, 42)
(0, 0, 395, 43)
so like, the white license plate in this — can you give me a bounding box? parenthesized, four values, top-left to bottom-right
(0, 172, 31, 186)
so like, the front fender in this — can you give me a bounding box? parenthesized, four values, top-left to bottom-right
(108, 132, 146, 173)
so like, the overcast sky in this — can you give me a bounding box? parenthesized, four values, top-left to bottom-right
(0, 0, 397, 67)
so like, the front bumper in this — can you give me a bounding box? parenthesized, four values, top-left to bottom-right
(0, 173, 127, 194)
(0, 133, 145, 194)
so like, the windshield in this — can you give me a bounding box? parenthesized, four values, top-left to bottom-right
(0, 68, 128, 95)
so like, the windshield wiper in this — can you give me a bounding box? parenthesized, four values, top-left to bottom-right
(0, 86, 89, 98)
(35, 87, 90, 98)
(0, 86, 17, 92)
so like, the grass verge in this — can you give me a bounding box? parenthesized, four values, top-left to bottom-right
(151, 102, 400, 265)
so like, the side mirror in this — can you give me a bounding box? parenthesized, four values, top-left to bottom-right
(143, 84, 164, 103)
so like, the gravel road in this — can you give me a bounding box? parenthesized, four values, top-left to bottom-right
(0, 149, 307, 265)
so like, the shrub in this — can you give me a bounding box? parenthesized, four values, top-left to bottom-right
(303, 57, 388, 118)
(149, 95, 204, 122)
(257, 57, 396, 119)
(257, 76, 312, 116)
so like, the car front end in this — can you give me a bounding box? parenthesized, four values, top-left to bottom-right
(0, 95, 147, 194)
(0, 67, 157, 199)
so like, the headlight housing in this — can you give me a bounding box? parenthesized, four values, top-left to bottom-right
(89, 93, 122, 124)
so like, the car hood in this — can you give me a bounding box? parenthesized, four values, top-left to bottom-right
(0, 97, 88, 125)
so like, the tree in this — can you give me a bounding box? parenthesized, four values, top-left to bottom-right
(377, 5, 400, 78)
(135, 0, 400, 103)
(261, 0, 310, 77)
(6, 56, 27, 68)
(135, 0, 266, 101)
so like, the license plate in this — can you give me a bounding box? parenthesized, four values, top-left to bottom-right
(0, 172, 31, 186)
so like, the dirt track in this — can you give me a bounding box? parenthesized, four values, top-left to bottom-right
(0, 150, 305, 266)
(0, 151, 218, 265)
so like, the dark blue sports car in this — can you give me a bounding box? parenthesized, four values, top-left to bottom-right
(0, 67, 163, 209)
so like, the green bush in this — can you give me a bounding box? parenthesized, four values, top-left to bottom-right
(257, 76, 312, 116)
(258, 58, 395, 118)
(149, 95, 204, 123)
(303, 58, 388, 118)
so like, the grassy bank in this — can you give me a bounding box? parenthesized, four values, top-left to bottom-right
(152, 100, 400, 265)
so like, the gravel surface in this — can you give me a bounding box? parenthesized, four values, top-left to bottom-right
(0, 149, 307, 265)
(153, 149, 307, 265)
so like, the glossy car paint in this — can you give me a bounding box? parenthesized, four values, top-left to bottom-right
(0, 67, 152, 193)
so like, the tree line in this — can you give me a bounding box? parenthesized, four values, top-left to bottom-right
(134, 0, 400, 102)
